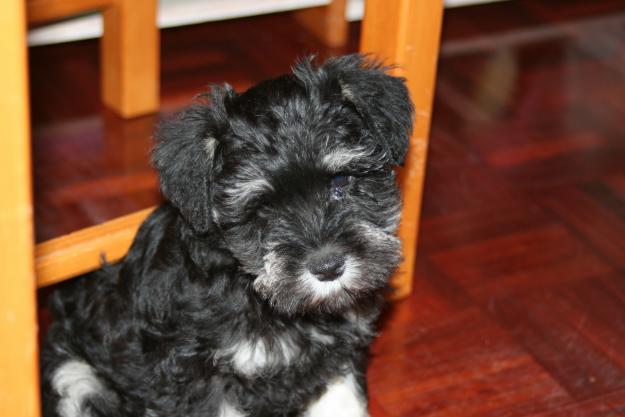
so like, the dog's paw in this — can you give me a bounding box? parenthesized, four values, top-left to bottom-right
(304, 374, 369, 417)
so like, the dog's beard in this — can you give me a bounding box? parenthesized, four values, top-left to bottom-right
(252, 221, 401, 316)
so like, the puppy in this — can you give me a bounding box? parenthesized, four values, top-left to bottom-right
(41, 54, 414, 417)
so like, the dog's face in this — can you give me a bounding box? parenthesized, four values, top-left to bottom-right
(153, 55, 414, 315)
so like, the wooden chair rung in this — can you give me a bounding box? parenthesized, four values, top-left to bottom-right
(35, 207, 154, 288)
(26, 0, 114, 25)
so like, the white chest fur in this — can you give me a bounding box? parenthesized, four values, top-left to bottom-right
(304, 373, 369, 417)
(214, 335, 298, 376)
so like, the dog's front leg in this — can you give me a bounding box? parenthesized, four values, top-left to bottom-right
(303, 373, 369, 417)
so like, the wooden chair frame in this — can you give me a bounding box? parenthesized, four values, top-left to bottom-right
(361, 0, 444, 297)
(1, 3, 40, 416)
(27, 0, 160, 118)
(294, 0, 350, 49)
(0, 1, 443, 415)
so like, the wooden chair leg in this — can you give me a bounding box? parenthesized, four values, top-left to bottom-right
(0, 2, 41, 417)
(101, 0, 159, 118)
(294, 0, 349, 48)
(360, 0, 444, 298)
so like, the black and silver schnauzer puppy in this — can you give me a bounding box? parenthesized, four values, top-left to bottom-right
(42, 54, 413, 417)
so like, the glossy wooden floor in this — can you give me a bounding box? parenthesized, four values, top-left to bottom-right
(31, 1, 625, 415)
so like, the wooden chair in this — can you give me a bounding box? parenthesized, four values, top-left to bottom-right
(26, 0, 160, 118)
(294, 0, 350, 49)
(360, 0, 444, 298)
(0, 0, 443, 415)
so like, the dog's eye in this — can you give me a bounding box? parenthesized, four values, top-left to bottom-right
(332, 175, 350, 188)
(331, 175, 351, 199)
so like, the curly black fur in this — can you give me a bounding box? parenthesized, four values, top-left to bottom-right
(41, 54, 414, 417)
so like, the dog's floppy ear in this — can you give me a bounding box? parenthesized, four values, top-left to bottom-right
(325, 54, 414, 165)
(152, 86, 233, 233)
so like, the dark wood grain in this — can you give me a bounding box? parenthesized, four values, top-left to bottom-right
(31, 1, 625, 415)
(526, 389, 625, 416)
(491, 274, 625, 400)
(369, 308, 571, 417)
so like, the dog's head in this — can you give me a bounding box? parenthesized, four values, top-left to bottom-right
(153, 55, 414, 315)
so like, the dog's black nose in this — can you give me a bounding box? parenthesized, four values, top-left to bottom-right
(307, 254, 346, 282)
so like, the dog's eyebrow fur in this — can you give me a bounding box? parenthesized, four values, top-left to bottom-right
(224, 177, 274, 206)
(321, 147, 371, 171)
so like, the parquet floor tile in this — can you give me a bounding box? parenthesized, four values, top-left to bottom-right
(369, 308, 571, 417)
(491, 274, 625, 400)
